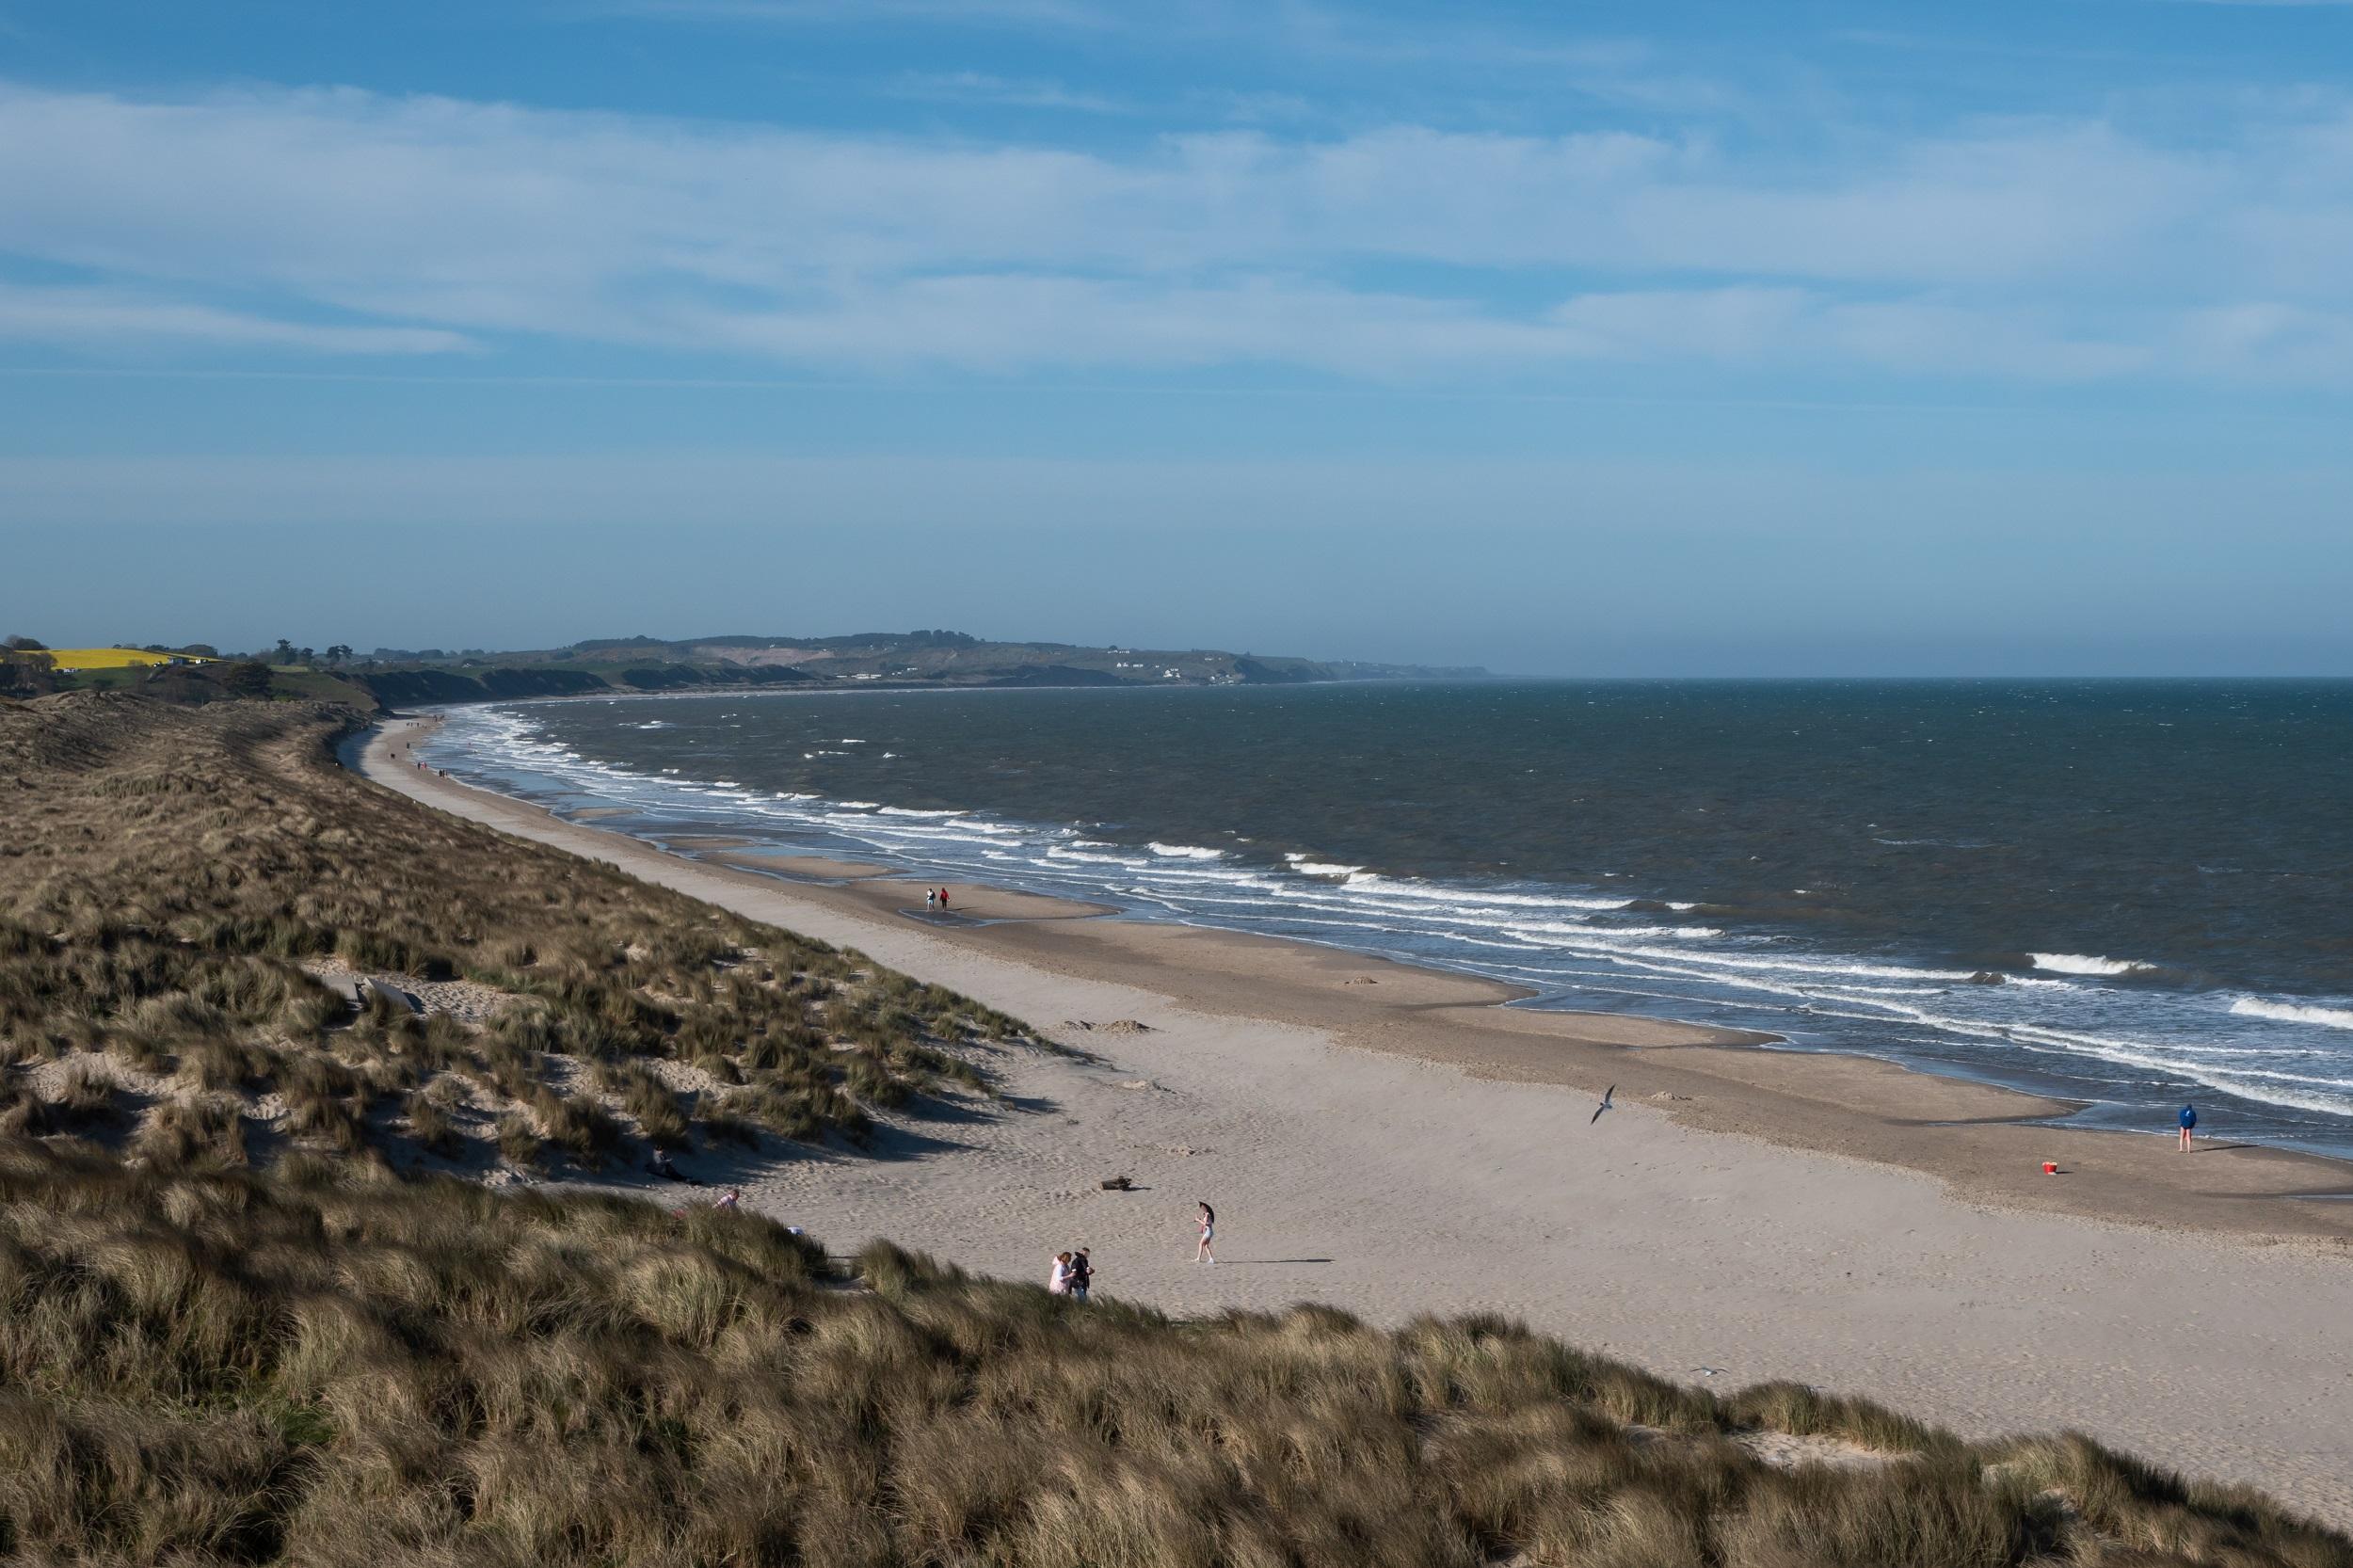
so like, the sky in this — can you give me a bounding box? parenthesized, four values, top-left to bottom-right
(3, 0, 2351, 675)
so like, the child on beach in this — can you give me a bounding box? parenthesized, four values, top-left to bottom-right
(2179, 1103, 2199, 1150)
(1195, 1202, 1216, 1265)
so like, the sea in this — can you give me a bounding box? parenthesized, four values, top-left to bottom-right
(414, 680, 2353, 1159)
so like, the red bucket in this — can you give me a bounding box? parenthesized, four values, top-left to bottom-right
(2042, 1161, 2057, 1175)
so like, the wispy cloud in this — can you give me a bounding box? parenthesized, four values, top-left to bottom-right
(3, 79, 2351, 382)
(882, 71, 1128, 114)
(0, 281, 472, 355)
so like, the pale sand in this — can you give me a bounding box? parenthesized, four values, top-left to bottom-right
(361, 714, 2353, 1521)
(711, 852, 896, 882)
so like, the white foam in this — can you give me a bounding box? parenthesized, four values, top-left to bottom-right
(1048, 847, 1145, 866)
(2030, 952, 2157, 977)
(1148, 842, 1226, 859)
(1504, 922, 1724, 943)
(1287, 859, 1365, 878)
(1342, 874, 1629, 912)
(877, 806, 968, 819)
(2232, 997, 2353, 1032)
(835, 801, 881, 810)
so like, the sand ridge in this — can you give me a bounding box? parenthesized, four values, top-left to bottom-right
(360, 714, 2353, 1524)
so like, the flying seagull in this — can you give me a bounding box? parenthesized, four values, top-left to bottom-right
(1689, 1366, 1727, 1378)
(1590, 1085, 1616, 1125)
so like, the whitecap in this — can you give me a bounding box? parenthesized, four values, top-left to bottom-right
(2030, 952, 2157, 977)
(2231, 997, 2353, 1032)
(1148, 842, 1226, 859)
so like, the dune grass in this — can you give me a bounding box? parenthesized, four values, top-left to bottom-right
(1, 1139, 2344, 1568)
(0, 692, 1039, 1175)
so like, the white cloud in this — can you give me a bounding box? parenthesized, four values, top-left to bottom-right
(2, 79, 2351, 381)
(0, 281, 472, 355)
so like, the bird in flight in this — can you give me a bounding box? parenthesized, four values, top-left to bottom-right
(1590, 1085, 1616, 1125)
(1689, 1366, 1727, 1378)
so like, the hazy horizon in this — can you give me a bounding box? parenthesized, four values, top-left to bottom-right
(5, 2, 2351, 675)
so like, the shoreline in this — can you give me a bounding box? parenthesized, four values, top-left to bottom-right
(358, 712, 2353, 1523)
(374, 711, 2353, 1241)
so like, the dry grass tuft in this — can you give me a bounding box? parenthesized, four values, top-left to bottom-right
(0, 1140, 2338, 1568)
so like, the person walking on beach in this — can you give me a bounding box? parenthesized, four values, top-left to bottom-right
(924, 888, 937, 911)
(937, 887, 951, 911)
(1068, 1248, 1093, 1303)
(2179, 1102, 2199, 1150)
(1194, 1202, 1216, 1265)
(1049, 1251, 1074, 1296)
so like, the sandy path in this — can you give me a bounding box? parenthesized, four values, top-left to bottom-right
(360, 715, 2353, 1524)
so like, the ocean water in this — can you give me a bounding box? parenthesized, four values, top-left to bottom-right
(417, 680, 2353, 1158)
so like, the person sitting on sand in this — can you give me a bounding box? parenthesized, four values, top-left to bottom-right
(1048, 1251, 1074, 1296)
(2179, 1102, 2199, 1150)
(1068, 1248, 1092, 1303)
(714, 1188, 741, 1211)
(1194, 1202, 1216, 1265)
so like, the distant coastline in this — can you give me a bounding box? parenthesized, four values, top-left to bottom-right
(8, 627, 1492, 712)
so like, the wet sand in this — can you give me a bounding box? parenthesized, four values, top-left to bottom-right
(360, 713, 2353, 1522)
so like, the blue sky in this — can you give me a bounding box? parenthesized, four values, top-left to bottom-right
(3, 0, 2351, 673)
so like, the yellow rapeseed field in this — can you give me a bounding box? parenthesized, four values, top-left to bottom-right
(42, 647, 216, 670)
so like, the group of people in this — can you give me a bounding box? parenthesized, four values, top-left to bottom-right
(1048, 1248, 1093, 1301)
(922, 887, 953, 911)
(1044, 1202, 1216, 1302)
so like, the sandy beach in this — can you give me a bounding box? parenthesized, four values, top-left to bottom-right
(365, 714, 2353, 1522)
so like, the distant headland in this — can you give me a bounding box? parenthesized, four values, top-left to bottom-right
(0, 630, 1488, 710)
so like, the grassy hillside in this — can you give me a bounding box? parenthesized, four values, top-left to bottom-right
(0, 693, 1030, 1176)
(6, 1139, 2344, 1568)
(0, 693, 2343, 1566)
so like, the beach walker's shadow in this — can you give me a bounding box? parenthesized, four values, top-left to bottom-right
(1220, 1258, 1335, 1266)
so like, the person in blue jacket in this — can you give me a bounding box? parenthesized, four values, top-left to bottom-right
(2178, 1102, 2198, 1151)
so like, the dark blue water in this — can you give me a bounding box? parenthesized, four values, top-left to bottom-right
(421, 680, 2353, 1157)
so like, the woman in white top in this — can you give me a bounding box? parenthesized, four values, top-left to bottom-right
(1194, 1202, 1216, 1265)
(1048, 1251, 1074, 1295)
